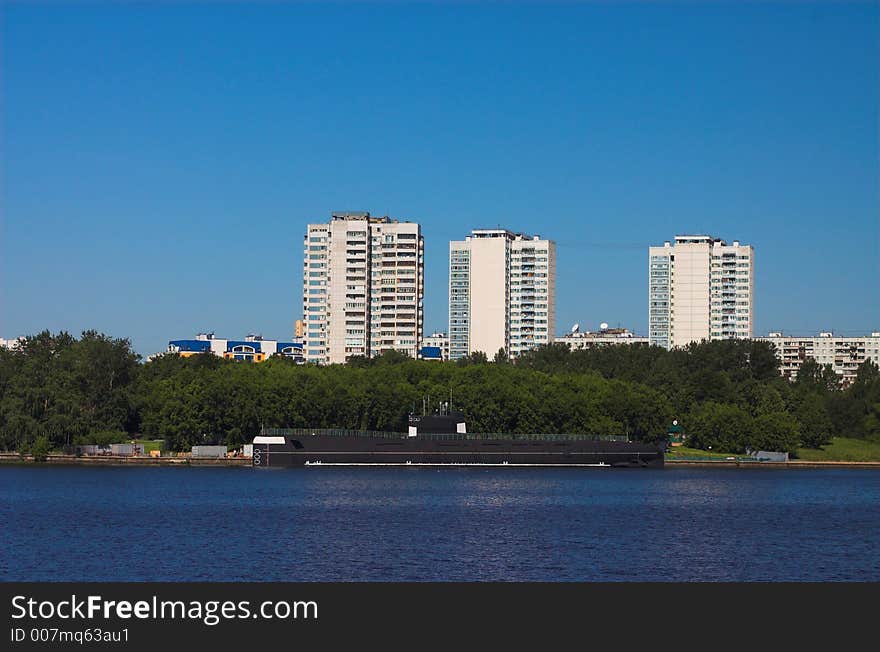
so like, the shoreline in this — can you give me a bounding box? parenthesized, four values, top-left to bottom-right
(0, 453, 251, 467)
(1, 452, 879, 469)
(665, 459, 880, 469)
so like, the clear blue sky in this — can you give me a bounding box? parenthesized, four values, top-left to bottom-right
(2, 2, 878, 356)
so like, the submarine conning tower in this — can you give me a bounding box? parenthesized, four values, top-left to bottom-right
(407, 411, 467, 436)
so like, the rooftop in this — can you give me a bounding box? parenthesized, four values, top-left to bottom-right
(673, 235, 725, 245)
(763, 331, 880, 339)
(559, 329, 643, 339)
(330, 211, 411, 225)
(469, 228, 542, 241)
(558, 323, 645, 339)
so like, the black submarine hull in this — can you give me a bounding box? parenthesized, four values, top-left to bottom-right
(252, 435, 664, 468)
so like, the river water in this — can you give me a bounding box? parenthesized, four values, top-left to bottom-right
(2, 466, 877, 581)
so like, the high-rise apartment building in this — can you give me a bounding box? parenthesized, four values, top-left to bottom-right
(649, 235, 754, 349)
(449, 228, 555, 360)
(303, 212, 424, 364)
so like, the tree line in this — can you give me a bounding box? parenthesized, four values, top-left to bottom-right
(1, 330, 879, 454)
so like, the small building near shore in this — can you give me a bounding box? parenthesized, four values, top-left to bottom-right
(755, 451, 789, 462)
(75, 444, 111, 456)
(192, 445, 228, 459)
(110, 443, 144, 456)
(667, 421, 685, 446)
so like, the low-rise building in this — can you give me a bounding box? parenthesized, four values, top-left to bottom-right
(192, 445, 228, 459)
(420, 332, 450, 361)
(110, 443, 144, 456)
(0, 337, 24, 350)
(167, 332, 304, 363)
(757, 331, 880, 385)
(556, 324, 649, 350)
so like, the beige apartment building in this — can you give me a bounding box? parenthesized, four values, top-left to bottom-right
(449, 228, 555, 360)
(303, 212, 424, 364)
(649, 235, 754, 349)
(758, 331, 880, 385)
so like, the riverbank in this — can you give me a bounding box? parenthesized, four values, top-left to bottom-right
(0, 452, 251, 466)
(665, 459, 880, 469)
(666, 437, 880, 466)
(2, 452, 879, 469)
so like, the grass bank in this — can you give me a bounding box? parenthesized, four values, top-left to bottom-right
(795, 437, 880, 462)
(667, 446, 744, 461)
(132, 439, 165, 453)
(669, 438, 880, 463)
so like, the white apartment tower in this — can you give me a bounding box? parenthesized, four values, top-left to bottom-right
(303, 212, 424, 364)
(449, 229, 556, 360)
(649, 235, 754, 349)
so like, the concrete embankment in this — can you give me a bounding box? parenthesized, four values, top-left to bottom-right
(0, 453, 251, 467)
(666, 459, 880, 469)
(2, 453, 878, 469)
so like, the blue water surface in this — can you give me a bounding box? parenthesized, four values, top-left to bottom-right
(1, 466, 877, 581)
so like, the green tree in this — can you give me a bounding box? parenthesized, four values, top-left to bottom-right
(457, 351, 488, 366)
(749, 412, 801, 453)
(0, 328, 854, 455)
(796, 359, 840, 392)
(685, 402, 752, 453)
(30, 435, 51, 463)
(794, 394, 833, 449)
